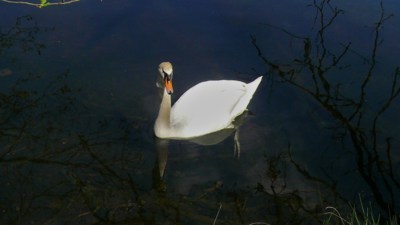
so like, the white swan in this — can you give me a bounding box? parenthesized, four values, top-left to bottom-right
(154, 62, 262, 139)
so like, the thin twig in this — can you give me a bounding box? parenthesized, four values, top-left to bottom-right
(0, 0, 80, 8)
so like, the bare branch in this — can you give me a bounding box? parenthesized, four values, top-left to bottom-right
(0, 0, 80, 8)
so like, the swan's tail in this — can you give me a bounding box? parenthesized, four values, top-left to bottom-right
(247, 76, 263, 94)
(231, 76, 263, 118)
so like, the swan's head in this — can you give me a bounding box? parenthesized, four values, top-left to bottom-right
(158, 62, 174, 95)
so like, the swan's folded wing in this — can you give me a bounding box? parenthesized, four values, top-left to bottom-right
(170, 80, 253, 138)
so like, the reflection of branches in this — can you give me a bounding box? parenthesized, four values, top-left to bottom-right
(0, 72, 143, 224)
(0, 15, 47, 56)
(252, 0, 399, 217)
(351, 1, 394, 123)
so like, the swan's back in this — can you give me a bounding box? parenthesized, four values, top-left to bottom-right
(170, 76, 262, 138)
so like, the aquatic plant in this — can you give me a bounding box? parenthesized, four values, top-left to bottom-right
(323, 197, 398, 225)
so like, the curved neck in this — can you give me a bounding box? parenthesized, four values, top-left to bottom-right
(155, 89, 172, 138)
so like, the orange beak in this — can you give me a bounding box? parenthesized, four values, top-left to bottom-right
(164, 78, 173, 94)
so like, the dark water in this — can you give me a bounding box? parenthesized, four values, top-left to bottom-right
(1, 0, 400, 224)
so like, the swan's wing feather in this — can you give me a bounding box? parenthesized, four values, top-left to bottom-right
(230, 76, 262, 117)
(170, 78, 261, 137)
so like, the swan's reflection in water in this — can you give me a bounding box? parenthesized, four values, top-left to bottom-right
(155, 111, 250, 178)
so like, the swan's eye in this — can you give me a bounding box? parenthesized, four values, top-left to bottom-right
(163, 71, 172, 80)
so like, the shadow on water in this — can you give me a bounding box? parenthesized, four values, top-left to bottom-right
(252, 0, 400, 221)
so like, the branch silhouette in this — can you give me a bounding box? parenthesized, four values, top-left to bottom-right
(252, 0, 399, 217)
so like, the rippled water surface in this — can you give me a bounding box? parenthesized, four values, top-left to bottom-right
(1, 0, 400, 224)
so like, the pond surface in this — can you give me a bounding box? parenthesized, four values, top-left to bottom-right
(1, 0, 400, 224)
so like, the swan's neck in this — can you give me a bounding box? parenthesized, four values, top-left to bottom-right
(155, 89, 172, 138)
